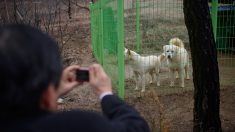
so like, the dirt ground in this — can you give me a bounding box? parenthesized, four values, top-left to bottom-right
(58, 33, 235, 132)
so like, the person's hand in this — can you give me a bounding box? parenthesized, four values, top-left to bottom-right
(57, 65, 80, 97)
(89, 64, 112, 97)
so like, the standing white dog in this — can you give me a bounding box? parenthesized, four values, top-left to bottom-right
(163, 38, 190, 88)
(124, 48, 165, 92)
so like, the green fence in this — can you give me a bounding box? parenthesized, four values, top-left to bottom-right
(210, 0, 235, 88)
(211, 0, 235, 51)
(90, 0, 235, 97)
(90, 0, 125, 98)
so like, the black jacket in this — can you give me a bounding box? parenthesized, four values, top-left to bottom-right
(1, 95, 150, 132)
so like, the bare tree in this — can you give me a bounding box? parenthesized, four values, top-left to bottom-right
(0, 0, 90, 58)
(57, 7, 74, 53)
(62, 0, 90, 18)
(71, 0, 89, 11)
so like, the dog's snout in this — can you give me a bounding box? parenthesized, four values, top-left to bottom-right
(167, 55, 171, 59)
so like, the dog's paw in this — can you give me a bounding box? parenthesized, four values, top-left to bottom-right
(134, 87, 139, 91)
(141, 89, 145, 92)
(186, 77, 190, 80)
(180, 84, 185, 88)
(175, 73, 179, 79)
(149, 81, 153, 84)
(157, 82, 160, 86)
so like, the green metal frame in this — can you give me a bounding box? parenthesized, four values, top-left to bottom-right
(211, 0, 235, 50)
(117, 0, 125, 98)
(100, 0, 104, 65)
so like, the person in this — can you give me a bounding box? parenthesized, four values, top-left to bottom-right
(0, 24, 150, 132)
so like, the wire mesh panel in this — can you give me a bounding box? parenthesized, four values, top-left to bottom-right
(124, 0, 191, 95)
(140, 0, 188, 52)
(90, 3, 103, 63)
(90, 0, 125, 97)
(210, 0, 235, 88)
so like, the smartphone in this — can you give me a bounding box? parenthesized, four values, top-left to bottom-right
(76, 67, 89, 82)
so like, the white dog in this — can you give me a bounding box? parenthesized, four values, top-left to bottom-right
(124, 48, 165, 92)
(163, 38, 190, 88)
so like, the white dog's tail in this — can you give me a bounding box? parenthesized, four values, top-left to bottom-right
(169, 37, 184, 48)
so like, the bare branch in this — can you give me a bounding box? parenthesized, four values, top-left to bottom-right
(71, 0, 90, 11)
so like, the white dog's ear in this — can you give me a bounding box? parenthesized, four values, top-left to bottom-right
(160, 53, 166, 61)
(124, 48, 128, 56)
(163, 45, 166, 51)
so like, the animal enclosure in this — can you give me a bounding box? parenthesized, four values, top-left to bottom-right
(90, 0, 235, 97)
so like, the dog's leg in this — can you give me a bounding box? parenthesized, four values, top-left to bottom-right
(185, 64, 190, 80)
(179, 69, 185, 88)
(141, 74, 146, 92)
(134, 72, 139, 90)
(175, 71, 179, 79)
(170, 69, 175, 87)
(149, 70, 154, 84)
(156, 72, 160, 86)
(155, 67, 160, 86)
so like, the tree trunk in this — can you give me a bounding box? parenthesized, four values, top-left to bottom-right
(13, 0, 18, 23)
(4, 0, 10, 22)
(183, 0, 222, 131)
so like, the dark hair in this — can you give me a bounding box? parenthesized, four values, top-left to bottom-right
(0, 24, 62, 118)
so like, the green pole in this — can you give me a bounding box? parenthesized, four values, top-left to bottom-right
(211, 0, 218, 42)
(136, 0, 141, 51)
(100, 0, 104, 65)
(117, 0, 125, 99)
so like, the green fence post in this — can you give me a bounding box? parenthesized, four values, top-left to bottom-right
(211, 0, 218, 41)
(117, 0, 125, 99)
(136, 0, 141, 51)
(99, 0, 104, 65)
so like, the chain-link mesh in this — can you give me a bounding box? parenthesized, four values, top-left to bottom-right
(90, 0, 125, 97)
